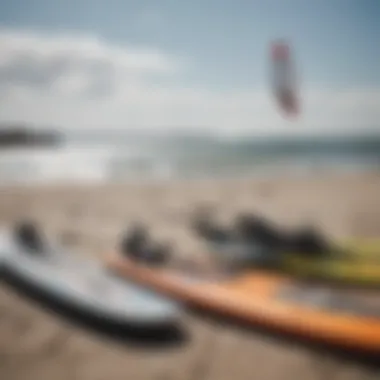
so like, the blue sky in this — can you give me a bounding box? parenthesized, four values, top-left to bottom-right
(0, 0, 379, 135)
(1, 0, 379, 89)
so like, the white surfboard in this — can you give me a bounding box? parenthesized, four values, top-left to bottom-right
(0, 227, 181, 330)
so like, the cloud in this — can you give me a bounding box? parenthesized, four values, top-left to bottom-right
(0, 29, 178, 98)
(0, 29, 379, 136)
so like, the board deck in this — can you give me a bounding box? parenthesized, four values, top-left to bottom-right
(0, 230, 181, 328)
(106, 253, 380, 355)
(204, 238, 380, 287)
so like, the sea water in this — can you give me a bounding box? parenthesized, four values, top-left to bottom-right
(0, 129, 379, 187)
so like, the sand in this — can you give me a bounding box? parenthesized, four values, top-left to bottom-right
(1, 171, 380, 380)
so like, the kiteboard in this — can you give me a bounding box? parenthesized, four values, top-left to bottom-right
(0, 224, 181, 332)
(106, 252, 380, 356)
(200, 236, 380, 288)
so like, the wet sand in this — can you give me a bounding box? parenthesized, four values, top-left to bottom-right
(1, 171, 380, 380)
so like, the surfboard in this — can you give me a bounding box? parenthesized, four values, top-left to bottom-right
(106, 253, 380, 356)
(0, 228, 181, 331)
(201, 238, 380, 287)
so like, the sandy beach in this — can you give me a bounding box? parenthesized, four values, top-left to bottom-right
(1, 171, 380, 380)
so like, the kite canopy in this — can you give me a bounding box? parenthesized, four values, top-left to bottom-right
(270, 40, 299, 118)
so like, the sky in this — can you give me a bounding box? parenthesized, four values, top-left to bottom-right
(0, 0, 379, 137)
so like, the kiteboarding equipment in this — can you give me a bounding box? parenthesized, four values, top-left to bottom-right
(120, 223, 171, 266)
(0, 222, 181, 331)
(193, 213, 380, 287)
(106, 249, 380, 357)
(270, 40, 299, 117)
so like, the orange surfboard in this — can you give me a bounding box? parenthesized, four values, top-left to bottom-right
(106, 254, 380, 356)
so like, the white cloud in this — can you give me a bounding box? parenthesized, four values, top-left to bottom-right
(0, 29, 178, 97)
(0, 29, 379, 136)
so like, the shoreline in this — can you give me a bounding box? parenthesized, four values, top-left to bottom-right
(1, 166, 378, 189)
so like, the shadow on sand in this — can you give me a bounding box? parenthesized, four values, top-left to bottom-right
(0, 270, 188, 350)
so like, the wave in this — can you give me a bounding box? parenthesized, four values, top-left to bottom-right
(0, 146, 112, 185)
(0, 144, 178, 186)
(0, 136, 379, 187)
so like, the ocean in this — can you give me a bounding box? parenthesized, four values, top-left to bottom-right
(0, 130, 380, 186)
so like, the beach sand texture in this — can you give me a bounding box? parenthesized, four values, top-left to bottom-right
(1, 172, 380, 380)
